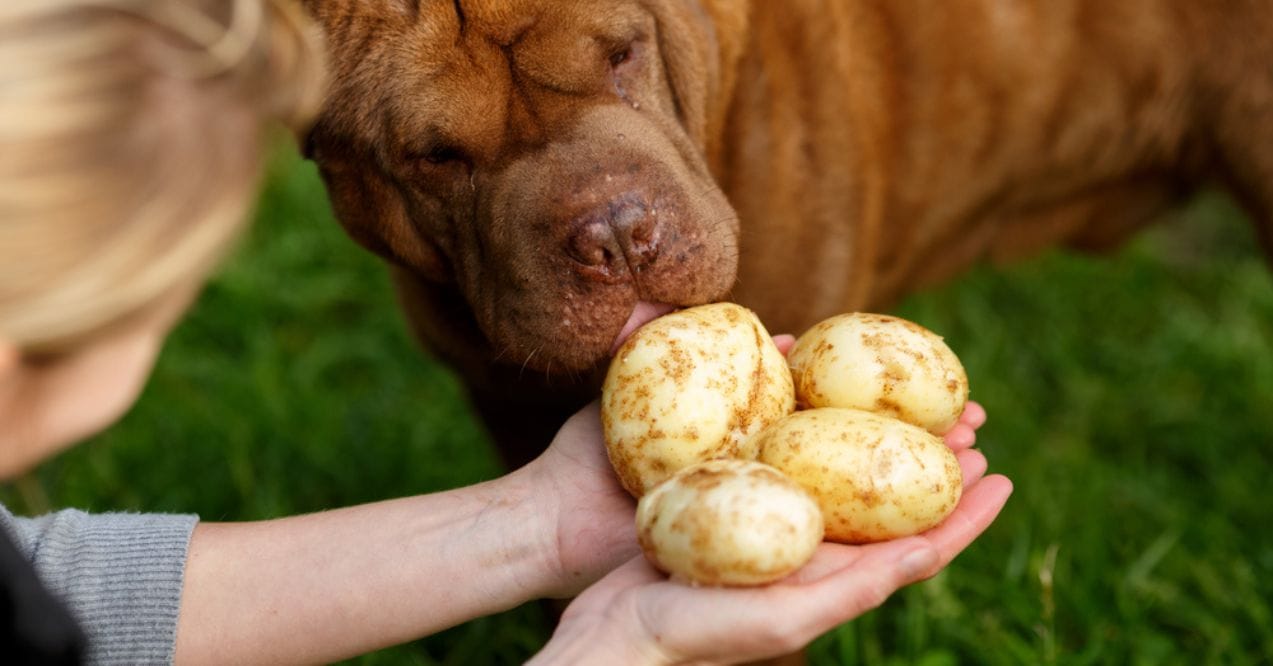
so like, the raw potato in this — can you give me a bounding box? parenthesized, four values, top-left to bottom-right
(787, 312, 969, 434)
(602, 303, 795, 497)
(756, 408, 962, 544)
(636, 459, 824, 586)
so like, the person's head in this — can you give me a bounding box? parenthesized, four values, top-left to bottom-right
(0, 0, 326, 477)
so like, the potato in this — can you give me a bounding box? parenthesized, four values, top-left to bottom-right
(756, 408, 962, 543)
(602, 303, 795, 497)
(636, 459, 824, 586)
(787, 312, 968, 434)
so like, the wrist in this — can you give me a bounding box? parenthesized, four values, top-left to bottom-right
(473, 469, 569, 603)
(507, 460, 578, 599)
(514, 456, 639, 599)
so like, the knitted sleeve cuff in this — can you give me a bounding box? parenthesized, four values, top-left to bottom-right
(11, 509, 199, 665)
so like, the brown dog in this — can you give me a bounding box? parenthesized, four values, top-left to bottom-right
(299, 0, 1273, 468)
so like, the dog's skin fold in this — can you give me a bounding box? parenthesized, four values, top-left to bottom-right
(300, 0, 1273, 467)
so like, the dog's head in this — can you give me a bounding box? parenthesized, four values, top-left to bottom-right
(302, 0, 747, 372)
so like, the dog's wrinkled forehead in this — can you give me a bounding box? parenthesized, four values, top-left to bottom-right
(445, 0, 544, 44)
(307, 0, 652, 159)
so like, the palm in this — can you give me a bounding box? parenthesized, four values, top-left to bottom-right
(557, 446, 1012, 665)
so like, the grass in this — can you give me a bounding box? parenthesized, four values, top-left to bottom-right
(4, 145, 1272, 664)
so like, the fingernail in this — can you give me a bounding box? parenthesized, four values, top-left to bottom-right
(900, 546, 939, 579)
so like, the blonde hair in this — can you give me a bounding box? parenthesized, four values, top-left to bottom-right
(0, 0, 326, 353)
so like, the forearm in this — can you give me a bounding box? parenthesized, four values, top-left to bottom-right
(173, 472, 557, 665)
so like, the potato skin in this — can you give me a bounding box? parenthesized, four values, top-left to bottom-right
(636, 459, 824, 586)
(788, 313, 968, 434)
(756, 408, 962, 543)
(602, 303, 795, 497)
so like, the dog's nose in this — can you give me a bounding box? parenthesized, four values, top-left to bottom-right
(567, 199, 660, 279)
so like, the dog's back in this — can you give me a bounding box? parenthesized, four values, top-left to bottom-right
(721, 0, 1273, 333)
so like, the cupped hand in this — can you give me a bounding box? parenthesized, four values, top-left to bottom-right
(532, 452, 1012, 665)
(527, 335, 992, 603)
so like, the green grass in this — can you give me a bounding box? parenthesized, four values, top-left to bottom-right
(5, 146, 1272, 664)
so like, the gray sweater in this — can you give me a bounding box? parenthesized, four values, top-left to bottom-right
(0, 505, 198, 665)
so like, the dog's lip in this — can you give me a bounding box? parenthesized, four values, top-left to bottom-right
(610, 301, 676, 354)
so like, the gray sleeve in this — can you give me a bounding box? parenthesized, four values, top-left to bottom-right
(0, 504, 198, 666)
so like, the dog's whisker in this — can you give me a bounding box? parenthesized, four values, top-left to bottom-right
(518, 345, 542, 381)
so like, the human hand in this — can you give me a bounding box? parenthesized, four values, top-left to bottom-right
(530, 449, 1012, 665)
(520, 400, 641, 599)
(943, 399, 987, 450)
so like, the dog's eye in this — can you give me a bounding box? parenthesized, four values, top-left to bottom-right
(608, 47, 632, 68)
(401, 143, 470, 177)
(422, 145, 464, 165)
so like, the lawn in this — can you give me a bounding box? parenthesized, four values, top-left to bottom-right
(5, 144, 1272, 664)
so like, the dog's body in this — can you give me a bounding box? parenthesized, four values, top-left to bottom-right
(301, 0, 1273, 467)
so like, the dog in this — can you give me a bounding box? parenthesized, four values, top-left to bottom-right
(298, 0, 1273, 471)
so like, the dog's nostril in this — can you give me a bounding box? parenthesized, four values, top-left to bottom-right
(630, 215, 657, 245)
(615, 202, 660, 259)
(612, 202, 652, 241)
(569, 220, 621, 268)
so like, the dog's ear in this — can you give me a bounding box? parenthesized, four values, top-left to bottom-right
(307, 138, 452, 283)
(645, 0, 749, 165)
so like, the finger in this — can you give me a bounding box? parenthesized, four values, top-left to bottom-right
(777, 542, 868, 584)
(544, 400, 611, 470)
(956, 448, 988, 487)
(749, 540, 936, 655)
(960, 401, 987, 430)
(653, 538, 936, 664)
(559, 399, 603, 434)
(943, 423, 977, 451)
(918, 474, 1013, 575)
(821, 537, 938, 590)
(772, 334, 796, 356)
